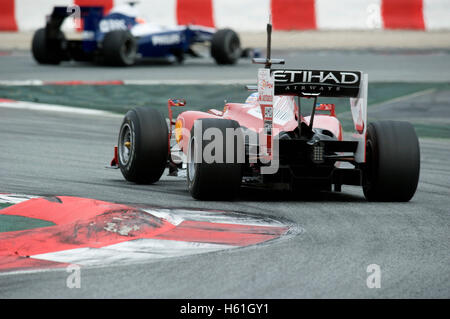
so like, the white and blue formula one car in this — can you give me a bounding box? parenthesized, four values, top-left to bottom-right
(32, 2, 253, 66)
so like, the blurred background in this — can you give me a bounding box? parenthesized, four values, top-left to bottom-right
(1, 0, 450, 49)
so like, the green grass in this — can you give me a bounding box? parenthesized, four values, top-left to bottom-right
(0, 84, 250, 116)
(0, 215, 55, 233)
(0, 203, 12, 210)
(0, 203, 55, 233)
(1, 82, 446, 115)
(0, 82, 449, 138)
(409, 122, 450, 138)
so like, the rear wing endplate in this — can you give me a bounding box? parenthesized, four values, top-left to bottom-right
(350, 73, 368, 163)
(46, 6, 104, 34)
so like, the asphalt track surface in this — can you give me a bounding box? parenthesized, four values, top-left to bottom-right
(0, 106, 449, 298)
(1, 48, 450, 82)
(0, 50, 449, 298)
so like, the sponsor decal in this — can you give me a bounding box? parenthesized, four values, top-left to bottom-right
(272, 69, 361, 97)
(99, 19, 127, 33)
(151, 33, 181, 46)
(258, 68, 274, 152)
(82, 31, 95, 40)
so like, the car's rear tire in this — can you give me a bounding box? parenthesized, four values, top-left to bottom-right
(187, 118, 244, 200)
(102, 30, 137, 66)
(210, 29, 241, 65)
(118, 107, 168, 184)
(31, 28, 65, 65)
(363, 121, 420, 202)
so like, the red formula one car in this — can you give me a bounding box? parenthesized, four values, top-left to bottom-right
(111, 24, 420, 201)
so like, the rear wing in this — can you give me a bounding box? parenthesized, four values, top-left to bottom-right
(43, 6, 104, 53)
(46, 6, 104, 35)
(269, 68, 368, 162)
(252, 67, 369, 163)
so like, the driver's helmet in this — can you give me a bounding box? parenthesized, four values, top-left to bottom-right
(245, 92, 258, 104)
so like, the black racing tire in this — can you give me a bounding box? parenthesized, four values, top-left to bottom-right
(31, 28, 65, 65)
(363, 121, 420, 202)
(187, 118, 244, 200)
(102, 30, 137, 66)
(210, 28, 241, 65)
(118, 107, 168, 184)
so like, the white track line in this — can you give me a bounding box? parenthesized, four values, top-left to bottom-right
(0, 80, 45, 86)
(0, 79, 256, 86)
(145, 208, 287, 227)
(0, 194, 37, 204)
(31, 239, 235, 266)
(123, 79, 256, 85)
(369, 88, 437, 108)
(0, 99, 121, 117)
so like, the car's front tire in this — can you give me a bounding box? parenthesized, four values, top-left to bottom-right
(363, 120, 420, 202)
(210, 29, 241, 65)
(118, 107, 168, 184)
